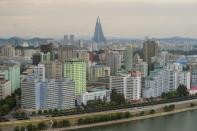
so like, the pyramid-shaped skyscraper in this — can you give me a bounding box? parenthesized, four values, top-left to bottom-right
(93, 16, 106, 43)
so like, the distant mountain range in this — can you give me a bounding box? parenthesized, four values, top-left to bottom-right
(0, 36, 197, 46)
(154, 37, 197, 45)
(0, 37, 52, 46)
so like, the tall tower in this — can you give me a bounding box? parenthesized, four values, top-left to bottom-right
(93, 16, 106, 43)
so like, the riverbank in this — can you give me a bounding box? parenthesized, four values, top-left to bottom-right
(1, 99, 197, 131)
(56, 106, 197, 131)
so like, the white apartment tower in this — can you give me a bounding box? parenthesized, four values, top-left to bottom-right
(110, 71, 142, 100)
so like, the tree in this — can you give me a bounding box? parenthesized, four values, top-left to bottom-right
(20, 111, 26, 118)
(53, 109, 58, 115)
(149, 109, 155, 114)
(49, 109, 53, 114)
(162, 91, 177, 99)
(164, 105, 175, 112)
(32, 125, 37, 131)
(111, 89, 125, 105)
(190, 103, 194, 107)
(38, 110, 42, 115)
(0, 104, 10, 116)
(14, 88, 21, 96)
(62, 119, 70, 127)
(14, 126, 20, 131)
(43, 110, 48, 114)
(0, 95, 16, 117)
(164, 106, 168, 112)
(52, 121, 58, 128)
(139, 111, 145, 116)
(78, 118, 84, 125)
(20, 126, 25, 131)
(32, 111, 36, 116)
(177, 85, 189, 97)
(38, 122, 47, 130)
(169, 104, 175, 110)
(124, 111, 131, 118)
(26, 124, 33, 131)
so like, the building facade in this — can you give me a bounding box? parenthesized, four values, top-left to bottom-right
(124, 45, 133, 72)
(143, 63, 191, 98)
(1, 44, 15, 57)
(58, 45, 77, 62)
(21, 64, 76, 110)
(110, 71, 142, 101)
(0, 65, 20, 93)
(0, 80, 11, 100)
(88, 65, 110, 81)
(106, 51, 121, 75)
(143, 40, 159, 71)
(77, 90, 110, 105)
(64, 59, 86, 96)
(44, 61, 63, 79)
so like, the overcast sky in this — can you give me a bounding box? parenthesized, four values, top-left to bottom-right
(0, 0, 197, 38)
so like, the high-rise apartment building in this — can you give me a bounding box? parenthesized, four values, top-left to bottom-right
(134, 62, 148, 77)
(70, 34, 74, 45)
(124, 45, 133, 72)
(58, 45, 77, 62)
(40, 52, 51, 62)
(21, 65, 75, 110)
(0, 80, 11, 100)
(63, 35, 75, 45)
(64, 35, 69, 45)
(44, 61, 63, 79)
(46, 78, 75, 109)
(64, 59, 86, 96)
(143, 63, 191, 98)
(33, 64, 46, 82)
(106, 51, 121, 75)
(40, 43, 53, 54)
(179, 71, 191, 89)
(89, 65, 110, 81)
(110, 71, 142, 100)
(40, 43, 54, 61)
(143, 40, 159, 71)
(0, 65, 20, 93)
(1, 44, 15, 57)
(32, 53, 41, 65)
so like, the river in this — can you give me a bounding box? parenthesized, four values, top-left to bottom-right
(75, 110, 197, 131)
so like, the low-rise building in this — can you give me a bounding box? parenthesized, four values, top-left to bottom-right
(77, 90, 110, 105)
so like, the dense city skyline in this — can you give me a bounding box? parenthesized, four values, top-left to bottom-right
(0, 0, 197, 38)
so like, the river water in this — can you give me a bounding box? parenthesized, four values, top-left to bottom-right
(76, 110, 197, 131)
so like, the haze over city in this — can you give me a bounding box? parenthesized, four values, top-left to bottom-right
(2, 1, 197, 131)
(0, 0, 197, 38)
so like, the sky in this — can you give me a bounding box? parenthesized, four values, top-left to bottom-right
(0, 0, 197, 39)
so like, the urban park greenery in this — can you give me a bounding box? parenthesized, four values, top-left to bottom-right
(162, 85, 189, 100)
